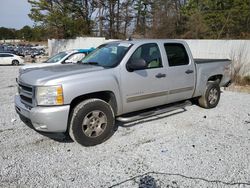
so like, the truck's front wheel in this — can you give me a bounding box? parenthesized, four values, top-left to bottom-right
(69, 99, 115, 146)
(198, 81, 221, 109)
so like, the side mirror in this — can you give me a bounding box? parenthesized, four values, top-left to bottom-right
(127, 58, 147, 72)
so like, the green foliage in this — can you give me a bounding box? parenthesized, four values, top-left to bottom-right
(134, 0, 153, 36)
(0, 26, 46, 41)
(182, 0, 250, 39)
(28, 0, 94, 39)
(31, 26, 47, 41)
(0, 27, 16, 40)
(2, 0, 250, 40)
(18, 26, 33, 40)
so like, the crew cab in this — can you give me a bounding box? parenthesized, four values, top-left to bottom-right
(15, 40, 231, 146)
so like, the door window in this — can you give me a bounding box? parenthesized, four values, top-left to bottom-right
(0, 54, 13, 57)
(164, 43, 189, 66)
(129, 43, 162, 69)
(45, 52, 68, 63)
(67, 53, 86, 63)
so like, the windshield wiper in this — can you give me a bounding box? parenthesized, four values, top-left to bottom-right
(82, 62, 101, 66)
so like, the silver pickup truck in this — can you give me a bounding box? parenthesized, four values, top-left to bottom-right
(15, 40, 231, 146)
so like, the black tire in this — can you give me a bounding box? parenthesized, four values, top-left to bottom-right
(198, 81, 221, 109)
(12, 60, 19, 66)
(69, 99, 115, 146)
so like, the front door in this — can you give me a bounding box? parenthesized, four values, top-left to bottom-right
(120, 43, 168, 114)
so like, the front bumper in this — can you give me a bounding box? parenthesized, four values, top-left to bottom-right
(15, 95, 70, 132)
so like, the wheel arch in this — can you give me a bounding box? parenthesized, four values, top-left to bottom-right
(207, 74, 223, 84)
(69, 91, 118, 117)
(198, 81, 221, 109)
(12, 59, 19, 65)
(66, 91, 117, 137)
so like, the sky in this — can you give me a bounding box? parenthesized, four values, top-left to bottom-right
(0, 0, 33, 29)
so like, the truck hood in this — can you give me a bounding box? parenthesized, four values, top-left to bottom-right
(18, 64, 104, 85)
(20, 63, 56, 71)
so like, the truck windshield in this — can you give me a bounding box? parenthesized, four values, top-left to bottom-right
(81, 42, 132, 68)
(44, 52, 68, 63)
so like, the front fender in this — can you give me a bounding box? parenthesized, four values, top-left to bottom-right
(62, 75, 122, 115)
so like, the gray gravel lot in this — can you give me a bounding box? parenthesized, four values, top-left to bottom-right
(0, 66, 250, 188)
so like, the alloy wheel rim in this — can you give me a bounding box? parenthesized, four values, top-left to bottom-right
(82, 110, 107, 138)
(208, 88, 218, 105)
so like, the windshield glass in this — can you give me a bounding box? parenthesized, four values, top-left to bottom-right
(81, 42, 132, 67)
(45, 52, 68, 63)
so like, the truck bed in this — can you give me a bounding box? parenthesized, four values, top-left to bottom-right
(194, 59, 230, 64)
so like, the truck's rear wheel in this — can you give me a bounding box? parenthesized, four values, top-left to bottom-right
(198, 81, 220, 109)
(69, 99, 115, 146)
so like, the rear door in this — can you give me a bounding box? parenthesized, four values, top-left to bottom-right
(120, 43, 168, 114)
(164, 43, 195, 103)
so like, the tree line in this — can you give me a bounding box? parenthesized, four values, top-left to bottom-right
(1, 0, 250, 41)
(0, 26, 47, 41)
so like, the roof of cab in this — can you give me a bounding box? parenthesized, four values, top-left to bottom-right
(105, 39, 186, 47)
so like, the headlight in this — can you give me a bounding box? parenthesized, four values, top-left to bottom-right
(36, 85, 64, 106)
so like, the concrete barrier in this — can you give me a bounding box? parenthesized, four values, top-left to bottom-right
(48, 37, 117, 56)
(184, 40, 250, 74)
(48, 37, 250, 73)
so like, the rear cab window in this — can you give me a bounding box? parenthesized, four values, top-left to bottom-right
(164, 43, 189, 67)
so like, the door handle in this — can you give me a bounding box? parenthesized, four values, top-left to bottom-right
(155, 73, 166, 78)
(185, 69, 194, 74)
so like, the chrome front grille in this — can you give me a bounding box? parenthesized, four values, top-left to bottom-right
(18, 82, 34, 108)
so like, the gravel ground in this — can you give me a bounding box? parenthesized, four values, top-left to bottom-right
(0, 66, 250, 188)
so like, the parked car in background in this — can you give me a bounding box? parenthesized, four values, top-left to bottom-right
(30, 48, 45, 58)
(19, 48, 95, 74)
(0, 53, 24, 66)
(0, 43, 47, 57)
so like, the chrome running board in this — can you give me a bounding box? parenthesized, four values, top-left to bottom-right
(117, 100, 192, 123)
